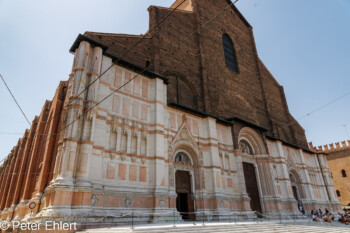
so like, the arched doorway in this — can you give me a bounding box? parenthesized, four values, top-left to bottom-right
(174, 152, 195, 220)
(242, 162, 262, 214)
(238, 128, 267, 216)
(239, 140, 263, 214)
(290, 172, 304, 213)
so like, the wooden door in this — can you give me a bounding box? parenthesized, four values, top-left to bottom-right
(175, 170, 195, 219)
(243, 162, 262, 214)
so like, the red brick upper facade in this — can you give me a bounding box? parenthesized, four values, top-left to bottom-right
(84, 0, 308, 149)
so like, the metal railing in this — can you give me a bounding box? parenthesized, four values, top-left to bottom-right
(87, 210, 310, 230)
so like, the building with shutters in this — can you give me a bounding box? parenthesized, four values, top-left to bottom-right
(0, 0, 341, 227)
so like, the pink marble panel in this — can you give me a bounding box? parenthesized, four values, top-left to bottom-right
(118, 164, 126, 180)
(227, 178, 233, 188)
(222, 177, 226, 189)
(133, 77, 140, 95)
(114, 68, 122, 88)
(139, 167, 146, 182)
(170, 112, 176, 129)
(132, 101, 139, 119)
(193, 120, 199, 135)
(221, 128, 227, 143)
(129, 165, 137, 181)
(123, 98, 130, 116)
(216, 173, 221, 188)
(112, 95, 120, 113)
(79, 154, 88, 172)
(107, 164, 115, 179)
(67, 152, 75, 172)
(78, 153, 88, 173)
(160, 177, 165, 186)
(142, 79, 148, 98)
(124, 72, 132, 91)
(141, 104, 148, 121)
(217, 128, 221, 141)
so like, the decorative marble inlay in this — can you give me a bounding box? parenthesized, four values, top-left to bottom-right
(158, 198, 166, 207)
(123, 197, 133, 207)
(180, 130, 189, 140)
(91, 194, 99, 207)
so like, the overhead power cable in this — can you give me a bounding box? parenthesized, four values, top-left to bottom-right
(2, 0, 239, 136)
(59, 0, 239, 134)
(269, 90, 350, 138)
(37, 0, 187, 140)
(17, 0, 239, 157)
(0, 74, 31, 126)
(0, 0, 191, 169)
(0, 0, 187, 167)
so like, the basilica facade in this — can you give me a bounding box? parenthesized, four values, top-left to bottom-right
(0, 0, 341, 227)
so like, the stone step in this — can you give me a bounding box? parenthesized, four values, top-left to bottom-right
(79, 222, 350, 233)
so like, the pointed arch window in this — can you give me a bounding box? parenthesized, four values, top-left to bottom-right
(222, 34, 238, 73)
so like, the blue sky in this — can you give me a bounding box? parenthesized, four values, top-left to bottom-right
(0, 0, 349, 162)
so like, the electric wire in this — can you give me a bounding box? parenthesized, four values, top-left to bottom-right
(268, 90, 350, 139)
(0, 0, 239, 171)
(0, 74, 31, 126)
(0, 0, 186, 168)
(56, 0, 239, 134)
(0, 0, 186, 166)
(38, 0, 187, 139)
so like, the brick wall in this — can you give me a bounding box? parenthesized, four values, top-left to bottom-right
(85, 0, 308, 148)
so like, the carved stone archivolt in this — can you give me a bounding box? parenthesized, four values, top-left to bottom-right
(238, 127, 266, 155)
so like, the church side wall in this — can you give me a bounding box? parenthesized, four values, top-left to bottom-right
(0, 81, 67, 221)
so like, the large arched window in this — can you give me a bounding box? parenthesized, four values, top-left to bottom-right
(167, 76, 195, 109)
(222, 34, 238, 73)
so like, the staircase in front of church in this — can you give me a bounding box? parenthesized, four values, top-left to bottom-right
(79, 222, 350, 233)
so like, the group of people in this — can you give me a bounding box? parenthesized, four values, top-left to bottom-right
(336, 210, 350, 225)
(311, 208, 350, 225)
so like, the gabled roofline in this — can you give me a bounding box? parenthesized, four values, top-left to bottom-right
(69, 34, 169, 84)
(148, 5, 193, 14)
(84, 31, 151, 39)
(70, 34, 108, 53)
(258, 58, 281, 87)
(226, 0, 252, 28)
